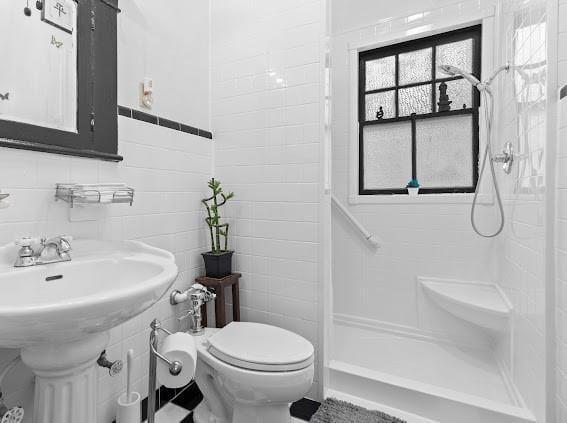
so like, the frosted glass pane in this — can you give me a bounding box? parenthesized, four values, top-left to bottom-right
(436, 79, 474, 111)
(399, 85, 432, 116)
(399, 48, 432, 85)
(436, 39, 474, 79)
(363, 122, 412, 190)
(365, 91, 395, 121)
(416, 114, 474, 188)
(365, 56, 396, 90)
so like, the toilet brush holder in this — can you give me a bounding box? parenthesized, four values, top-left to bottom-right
(116, 392, 141, 423)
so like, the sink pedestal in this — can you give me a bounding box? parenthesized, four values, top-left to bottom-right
(21, 332, 109, 423)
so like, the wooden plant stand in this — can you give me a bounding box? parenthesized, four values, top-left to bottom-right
(195, 273, 241, 328)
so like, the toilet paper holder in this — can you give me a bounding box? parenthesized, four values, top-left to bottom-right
(147, 319, 184, 423)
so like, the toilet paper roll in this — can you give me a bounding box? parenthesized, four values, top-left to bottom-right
(157, 332, 197, 389)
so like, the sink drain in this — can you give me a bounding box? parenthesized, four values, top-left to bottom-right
(45, 275, 63, 282)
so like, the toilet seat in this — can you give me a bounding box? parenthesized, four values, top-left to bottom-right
(207, 322, 314, 372)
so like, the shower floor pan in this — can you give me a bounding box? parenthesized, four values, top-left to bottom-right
(327, 320, 535, 423)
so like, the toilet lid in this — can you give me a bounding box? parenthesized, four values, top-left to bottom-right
(207, 322, 314, 372)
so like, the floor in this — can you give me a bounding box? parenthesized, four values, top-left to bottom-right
(148, 405, 307, 423)
(147, 404, 310, 423)
(143, 384, 320, 423)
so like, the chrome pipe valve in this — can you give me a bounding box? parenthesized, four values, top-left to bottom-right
(170, 283, 216, 334)
(97, 350, 123, 377)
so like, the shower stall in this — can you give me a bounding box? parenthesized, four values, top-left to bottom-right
(324, 0, 557, 422)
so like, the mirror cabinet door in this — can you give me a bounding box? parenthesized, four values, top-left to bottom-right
(0, 0, 77, 132)
(0, 0, 120, 161)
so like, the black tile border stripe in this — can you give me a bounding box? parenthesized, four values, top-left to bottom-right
(561, 85, 567, 100)
(117, 105, 213, 140)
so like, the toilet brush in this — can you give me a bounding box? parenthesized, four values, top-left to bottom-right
(126, 349, 133, 402)
(116, 349, 141, 423)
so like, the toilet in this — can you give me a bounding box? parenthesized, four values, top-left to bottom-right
(192, 321, 315, 423)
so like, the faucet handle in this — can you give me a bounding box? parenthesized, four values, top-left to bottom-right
(14, 237, 36, 247)
(177, 308, 196, 323)
(59, 235, 72, 251)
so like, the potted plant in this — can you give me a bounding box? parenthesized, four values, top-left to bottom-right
(201, 178, 234, 278)
(406, 178, 420, 196)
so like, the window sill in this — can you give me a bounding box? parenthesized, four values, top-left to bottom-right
(348, 193, 493, 205)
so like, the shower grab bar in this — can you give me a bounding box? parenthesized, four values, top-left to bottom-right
(331, 194, 381, 248)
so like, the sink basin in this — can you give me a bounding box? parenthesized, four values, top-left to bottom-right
(0, 239, 178, 347)
(0, 239, 178, 423)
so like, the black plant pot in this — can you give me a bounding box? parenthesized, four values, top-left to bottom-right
(202, 251, 233, 278)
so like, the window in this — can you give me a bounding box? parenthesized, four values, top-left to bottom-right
(358, 25, 481, 195)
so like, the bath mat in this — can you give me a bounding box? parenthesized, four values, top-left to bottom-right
(309, 398, 407, 423)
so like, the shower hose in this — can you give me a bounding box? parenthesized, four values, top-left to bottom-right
(470, 88, 506, 238)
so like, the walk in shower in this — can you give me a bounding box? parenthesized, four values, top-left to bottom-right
(326, 0, 555, 422)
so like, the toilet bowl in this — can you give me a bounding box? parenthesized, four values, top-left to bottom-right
(192, 322, 315, 423)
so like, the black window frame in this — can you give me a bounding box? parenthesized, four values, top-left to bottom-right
(0, 0, 121, 162)
(358, 25, 482, 195)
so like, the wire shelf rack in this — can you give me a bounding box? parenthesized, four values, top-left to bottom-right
(55, 183, 134, 208)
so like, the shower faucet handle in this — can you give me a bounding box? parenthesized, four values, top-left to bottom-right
(492, 142, 514, 174)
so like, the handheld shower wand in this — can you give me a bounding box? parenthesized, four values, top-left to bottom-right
(438, 63, 511, 238)
(438, 65, 483, 88)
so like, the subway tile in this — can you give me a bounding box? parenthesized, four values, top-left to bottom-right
(159, 117, 181, 131)
(132, 109, 159, 125)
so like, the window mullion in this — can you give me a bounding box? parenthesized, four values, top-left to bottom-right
(395, 54, 399, 118)
(432, 45, 437, 113)
(411, 114, 417, 181)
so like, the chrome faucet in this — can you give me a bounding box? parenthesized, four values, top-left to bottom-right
(14, 235, 72, 267)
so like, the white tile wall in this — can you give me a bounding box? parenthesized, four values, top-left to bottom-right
(117, 0, 210, 129)
(494, 1, 549, 420)
(0, 2, 212, 422)
(557, 0, 567, 418)
(210, 0, 324, 399)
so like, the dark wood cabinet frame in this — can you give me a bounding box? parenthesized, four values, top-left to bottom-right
(0, 0, 122, 161)
(358, 25, 482, 195)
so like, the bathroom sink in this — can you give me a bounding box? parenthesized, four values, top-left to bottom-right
(0, 239, 178, 347)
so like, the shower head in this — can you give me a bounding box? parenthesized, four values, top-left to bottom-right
(438, 64, 482, 88)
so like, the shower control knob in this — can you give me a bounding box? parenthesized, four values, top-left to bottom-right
(492, 142, 514, 174)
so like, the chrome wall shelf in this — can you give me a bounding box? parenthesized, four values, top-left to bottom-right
(55, 183, 134, 207)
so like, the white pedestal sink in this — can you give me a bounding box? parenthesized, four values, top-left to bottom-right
(0, 239, 178, 423)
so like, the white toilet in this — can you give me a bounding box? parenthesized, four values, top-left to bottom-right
(192, 321, 315, 423)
